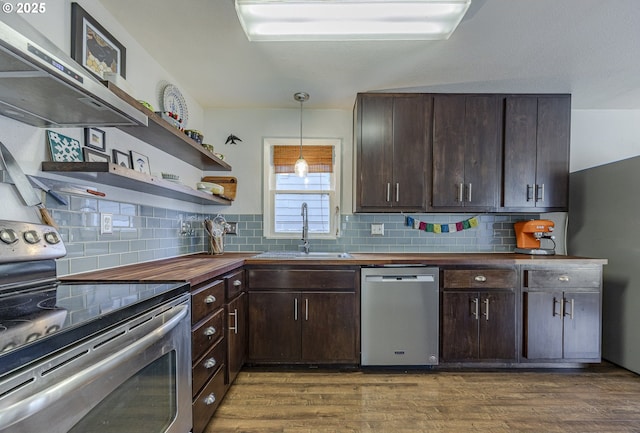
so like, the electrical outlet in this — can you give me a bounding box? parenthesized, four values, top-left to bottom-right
(226, 222, 238, 235)
(101, 213, 113, 234)
(371, 223, 384, 236)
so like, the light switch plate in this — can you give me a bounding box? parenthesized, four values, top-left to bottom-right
(371, 223, 384, 236)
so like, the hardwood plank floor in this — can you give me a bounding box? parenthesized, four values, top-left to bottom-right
(206, 365, 640, 433)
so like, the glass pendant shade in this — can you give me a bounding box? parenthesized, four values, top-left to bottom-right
(294, 157, 309, 177)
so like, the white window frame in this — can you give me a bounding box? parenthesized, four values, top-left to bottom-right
(263, 137, 341, 240)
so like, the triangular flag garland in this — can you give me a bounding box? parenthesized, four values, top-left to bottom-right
(406, 216, 479, 234)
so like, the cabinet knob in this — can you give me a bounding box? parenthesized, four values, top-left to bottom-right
(203, 357, 217, 369)
(203, 393, 216, 405)
(233, 279, 242, 287)
(474, 275, 487, 282)
(204, 326, 217, 337)
(204, 295, 217, 304)
(558, 275, 570, 282)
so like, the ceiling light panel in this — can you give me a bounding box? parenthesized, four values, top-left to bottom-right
(235, 0, 472, 41)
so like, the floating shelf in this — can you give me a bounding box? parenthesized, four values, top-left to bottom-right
(105, 83, 231, 172)
(41, 162, 232, 206)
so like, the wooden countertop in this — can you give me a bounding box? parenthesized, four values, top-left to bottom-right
(61, 252, 606, 285)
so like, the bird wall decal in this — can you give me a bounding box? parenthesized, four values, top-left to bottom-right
(225, 134, 242, 145)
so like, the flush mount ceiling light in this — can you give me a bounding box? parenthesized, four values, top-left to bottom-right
(235, 0, 472, 41)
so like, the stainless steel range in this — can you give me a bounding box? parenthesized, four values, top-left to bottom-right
(0, 219, 192, 433)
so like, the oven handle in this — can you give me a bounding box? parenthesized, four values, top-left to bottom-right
(0, 302, 188, 431)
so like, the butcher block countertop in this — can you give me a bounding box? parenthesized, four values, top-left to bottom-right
(61, 252, 607, 285)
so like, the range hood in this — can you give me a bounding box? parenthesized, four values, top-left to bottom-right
(0, 5, 147, 128)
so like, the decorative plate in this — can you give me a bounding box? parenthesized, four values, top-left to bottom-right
(161, 84, 189, 128)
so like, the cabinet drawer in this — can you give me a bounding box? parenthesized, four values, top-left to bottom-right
(192, 366, 225, 433)
(191, 279, 225, 325)
(225, 269, 245, 300)
(192, 308, 224, 361)
(192, 337, 225, 398)
(443, 269, 517, 289)
(524, 268, 601, 289)
(248, 269, 356, 290)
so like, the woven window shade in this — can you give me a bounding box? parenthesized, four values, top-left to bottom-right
(273, 145, 334, 173)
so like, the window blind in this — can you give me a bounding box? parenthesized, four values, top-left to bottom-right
(273, 145, 334, 173)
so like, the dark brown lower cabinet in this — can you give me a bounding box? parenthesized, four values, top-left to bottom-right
(247, 267, 360, 365)
(523, 290, 601, 360)
(226, 291, 247, 385)
(441, 290, 516, 361)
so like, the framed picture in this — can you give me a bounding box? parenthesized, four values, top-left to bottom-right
(84, 127, 106, 152)
(83, 148, 111, 163)
(47, 130, 83, 162)
(71, 3, 126, 79)
(130, 151, 151, 175)
(112, 149, 131, 169)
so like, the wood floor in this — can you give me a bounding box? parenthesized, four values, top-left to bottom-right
(206, 364, 640, 433)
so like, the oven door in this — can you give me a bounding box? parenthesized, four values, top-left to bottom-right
(0, 294, 191, 433)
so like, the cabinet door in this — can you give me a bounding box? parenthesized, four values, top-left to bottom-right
(432, 95, 466, 208)
(248, 292, 300, 362)
(478, 290, 516, 360)
(563, 291, 601, 360)
(301, 292, 357, 363)
(462, 95, 500, 209)
(226, 292, 247, 385)
(503, 96, 538, 208)
(392, 95, 428, 210)
(523, 291, 563, 359)
(441, 291, 479, 360)
(535, 96, 570, 208)
(357, 95, 393, 210)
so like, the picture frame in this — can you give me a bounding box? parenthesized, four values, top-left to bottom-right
(47, 130, 83, 162)
(83, 148, 111, 163)
(71, 3, 126, 80)
(112, 149, 132, 169)
(130, 150, 151, 175)
(84, 127, 106, 152)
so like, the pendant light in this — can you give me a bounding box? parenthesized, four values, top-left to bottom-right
(294, 92, 309, 177)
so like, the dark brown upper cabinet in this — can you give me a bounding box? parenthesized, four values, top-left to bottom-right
(431, 95, 502, 211)
(502, 95, 571, 210)
(355, 93, 431, 212)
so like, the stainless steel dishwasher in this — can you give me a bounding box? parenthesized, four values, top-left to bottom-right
(361, 266, 439, 366)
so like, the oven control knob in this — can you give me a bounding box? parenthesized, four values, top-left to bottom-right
(0, 228, 18, 244)
(23, 230, 41, 244)
(44, 231, 61, 244)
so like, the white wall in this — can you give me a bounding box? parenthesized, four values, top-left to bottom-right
(201, 108, 353, 215)
(570, 109, 640, 172)
(0, 0, 212, 222)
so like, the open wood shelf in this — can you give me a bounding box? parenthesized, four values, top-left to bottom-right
(106, 83, 231, 172)
(41, 162, 232, 206)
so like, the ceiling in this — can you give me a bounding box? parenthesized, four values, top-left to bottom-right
(100, 0, 640, 110)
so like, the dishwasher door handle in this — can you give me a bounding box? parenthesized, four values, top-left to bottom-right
(364, 275, 436, 283)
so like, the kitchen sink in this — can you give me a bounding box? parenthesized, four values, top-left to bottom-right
(252, 251, 353, 259)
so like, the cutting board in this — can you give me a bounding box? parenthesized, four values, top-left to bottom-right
(201, 176, 237, 200)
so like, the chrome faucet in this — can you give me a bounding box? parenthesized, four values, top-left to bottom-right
(300, 202, 309, 254)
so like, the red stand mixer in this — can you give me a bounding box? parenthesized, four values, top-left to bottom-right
(514, 220, 556, 255)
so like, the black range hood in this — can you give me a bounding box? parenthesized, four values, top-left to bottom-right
(0, 4, 147, 128)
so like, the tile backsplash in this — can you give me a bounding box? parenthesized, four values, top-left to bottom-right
(51, 194, 536, 276)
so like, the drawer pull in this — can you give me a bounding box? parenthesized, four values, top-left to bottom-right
(558, 275, 570, 282)
(203, 393, 216, 405)
(204, 326, 217, 337)
(474, 275, 487, 282)
(233, 279, 242, 287)
(204, 295, 217, 304)
(203, 357, 217, 369)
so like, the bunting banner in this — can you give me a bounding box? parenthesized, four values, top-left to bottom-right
(405, 216, 479, 234)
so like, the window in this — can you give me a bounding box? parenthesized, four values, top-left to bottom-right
(263, 138, 341, 239)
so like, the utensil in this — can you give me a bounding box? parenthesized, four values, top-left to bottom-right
(28, 176, 68, 205)
(0, 140, 57, 227)
(58, 186, 106, 197)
